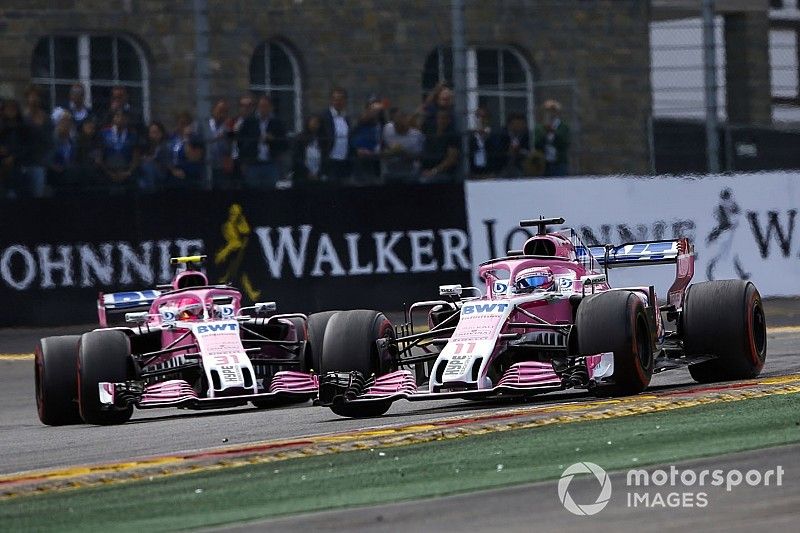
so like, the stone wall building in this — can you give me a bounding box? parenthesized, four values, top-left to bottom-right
(0, 0, 776, 175)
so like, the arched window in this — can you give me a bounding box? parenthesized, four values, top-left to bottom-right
(31, 35, 150, 121)
(423, 46, 534, 129)
(249, 41, 302, 133)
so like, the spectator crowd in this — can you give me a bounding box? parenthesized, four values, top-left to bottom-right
(0, 83, 570, 198)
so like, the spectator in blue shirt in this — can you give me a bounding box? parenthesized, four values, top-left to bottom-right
(100, 110, 139, 191)
(138, 121, 172, 192)
(48, 112, 78, 193)
(351, 96, 386, 185)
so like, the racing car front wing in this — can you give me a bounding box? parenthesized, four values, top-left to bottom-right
(319, 355, 616, 408)
(319, 362, 565, 407)
(98, 371, 318, 410)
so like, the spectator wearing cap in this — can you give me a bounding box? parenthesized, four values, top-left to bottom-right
(99, 110, 140, 192)
(534, 99, 570, 176)
(22, 85, 51, 197)
(51, 83, 92, 131)
(292, 114, 325, 186)
(319, 87, 354, 183)
(350, 96, 386, 185)
(381, 109, 424, 183)
(204, 98, 236, 189)
(420, 109, 460, 183)
(238, 94, 288, 189)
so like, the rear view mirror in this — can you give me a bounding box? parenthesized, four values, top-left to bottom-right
(439, 284, 463, 297)
(254, 302, 277, 315)
(125, 312, 149, 324)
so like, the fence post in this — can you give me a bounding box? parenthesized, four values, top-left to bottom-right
(451, 0, 470, 180)
(702, 0, 720, 174)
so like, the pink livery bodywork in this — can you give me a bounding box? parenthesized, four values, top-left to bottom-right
(96, 276, 318, 411)
(327, 228, 695, 407)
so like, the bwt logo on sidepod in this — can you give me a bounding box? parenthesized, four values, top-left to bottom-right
(463, 303, 509, 315)
(196, 323, 238, 334)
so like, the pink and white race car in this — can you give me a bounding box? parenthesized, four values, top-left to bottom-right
(317, 217, 768, 418)
(35, 255, 320, 425)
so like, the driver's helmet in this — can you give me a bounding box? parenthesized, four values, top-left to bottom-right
(176, 297, 204, 321)
(514, 267, 555, 293)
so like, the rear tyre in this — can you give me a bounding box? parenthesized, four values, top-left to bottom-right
(77, 330, 134, 425)
(321, 310, 396, 417)
(305, 311, 340, 373)
(683, 280, 767, 383)
(577, 290, 654, 396)
(35, 335, 81, 426)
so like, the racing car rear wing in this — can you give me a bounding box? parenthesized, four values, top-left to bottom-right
(98, 290, 161, 327)
(580, 238, 695, 309)
(583, 240, 685, 268)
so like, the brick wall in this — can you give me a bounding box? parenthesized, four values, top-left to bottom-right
(0, 0, 653, 175)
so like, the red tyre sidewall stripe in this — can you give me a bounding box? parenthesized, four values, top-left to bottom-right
(746, 291, 764, 367)
(76, 345, 85, 419)
(35, 345, 45, 419)
(629, 297, 648, 385)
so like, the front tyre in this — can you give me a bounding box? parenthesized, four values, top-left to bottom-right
(77, 330, 134, 425)
(321, 310, 396, 417)
(35, 335, 82, 426)
(577, 290, 654, 396)
(305, 310, 340, 373)
(683, 280, 767, 383)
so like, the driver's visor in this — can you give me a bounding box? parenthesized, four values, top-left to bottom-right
(516, 275, 551, 290)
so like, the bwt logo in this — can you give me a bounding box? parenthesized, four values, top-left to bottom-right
(196, 323, 238, 334)
(463, 303, 509, 315)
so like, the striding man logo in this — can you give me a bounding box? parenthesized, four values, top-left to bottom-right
(214, 203, 261, 301)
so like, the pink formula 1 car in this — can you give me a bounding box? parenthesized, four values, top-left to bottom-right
(317, 217, 767, 418)
(35, 256, 321, 425)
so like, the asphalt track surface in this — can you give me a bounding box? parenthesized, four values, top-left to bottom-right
(0, 302, 798, 531)
(225, 443, 800, 533)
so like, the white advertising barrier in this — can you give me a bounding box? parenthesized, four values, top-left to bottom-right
(465, 172, 800, 298)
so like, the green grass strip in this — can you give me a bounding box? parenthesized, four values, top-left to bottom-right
(2, 393, 799, 532)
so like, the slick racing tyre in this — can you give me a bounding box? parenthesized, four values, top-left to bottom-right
(683, 280, 767, 383)
(77, 330, 134, 425)
(321, 310, 396, 417)
(35, 335, 82, 426)
(305, 310, 340, 373)
(577, 290, 654, 396)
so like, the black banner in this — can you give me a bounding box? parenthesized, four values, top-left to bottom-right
(0, 184, 471, 326)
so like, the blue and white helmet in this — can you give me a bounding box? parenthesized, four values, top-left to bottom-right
(514, 267, 555, 293)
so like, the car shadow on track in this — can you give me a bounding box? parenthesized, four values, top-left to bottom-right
(314, 380, 702, 424)
(123, 400, 314, 425)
